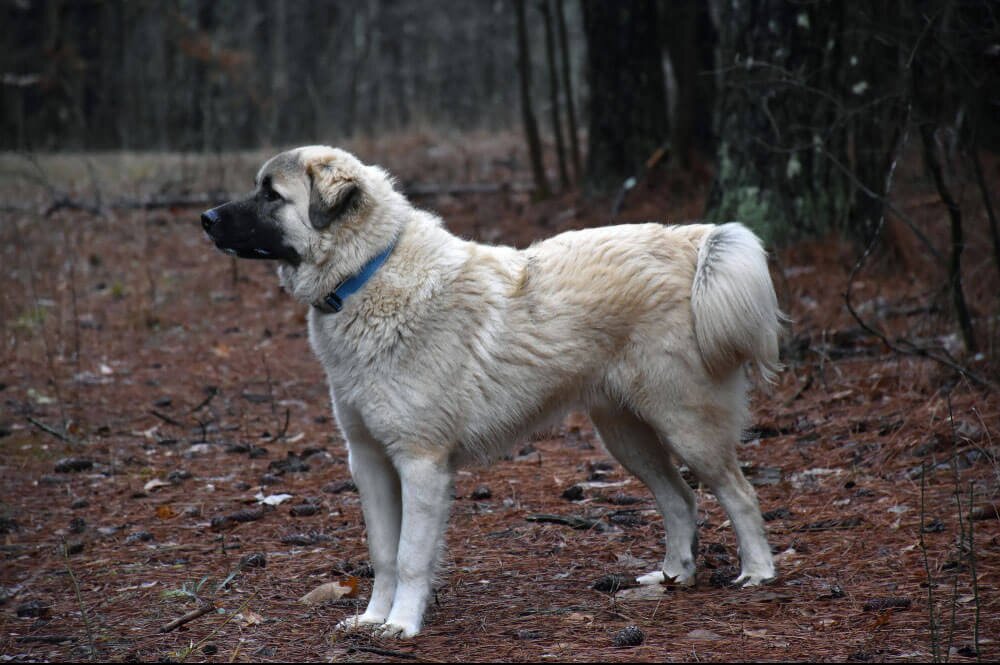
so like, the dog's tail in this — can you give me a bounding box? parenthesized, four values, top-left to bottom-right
(691, 223, 785, 382)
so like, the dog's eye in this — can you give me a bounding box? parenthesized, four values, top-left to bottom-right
(264, 188, 282, 203)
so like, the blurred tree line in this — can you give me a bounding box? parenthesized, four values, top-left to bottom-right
(2, 1, 998, 255)
(2, 0, 537, 150)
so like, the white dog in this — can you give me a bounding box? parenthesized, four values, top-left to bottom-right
(201, 146, 783, 638)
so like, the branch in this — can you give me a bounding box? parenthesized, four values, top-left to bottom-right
(158, 602, 216, 634)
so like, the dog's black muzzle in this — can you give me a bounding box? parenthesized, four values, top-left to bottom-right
(200, 201, 300, 264)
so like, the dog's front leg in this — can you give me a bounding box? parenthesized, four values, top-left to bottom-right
(376, 453, 453, 638)
(335, 435, 401, 631)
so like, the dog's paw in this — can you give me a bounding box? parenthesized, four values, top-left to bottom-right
(373, 619, 420, 639)
(334, 613, 385, 632)
(733, 570, 776, 587)
(637, 569, 696, 587)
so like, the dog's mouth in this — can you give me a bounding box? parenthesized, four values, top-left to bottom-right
(201, 208, 300, 264)
(213, 240, 276, 260)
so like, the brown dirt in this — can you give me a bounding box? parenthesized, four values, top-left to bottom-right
(1, 139, 998, 662)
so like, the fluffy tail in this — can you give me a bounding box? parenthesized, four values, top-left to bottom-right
(691, 223, 785, 382)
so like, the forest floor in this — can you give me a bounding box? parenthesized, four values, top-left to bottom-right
(1, 133, 999, 662)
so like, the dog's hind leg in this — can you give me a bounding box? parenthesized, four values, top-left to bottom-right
(646, 407, 775, 587)
(376, 451, 453, 639)
(589, 406, 699, 586)
(335, 427, 402, 632)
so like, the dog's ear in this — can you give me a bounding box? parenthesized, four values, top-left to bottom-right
(307, 162, 363, 230)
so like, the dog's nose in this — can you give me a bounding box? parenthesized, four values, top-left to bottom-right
(201, 208, 219, 232)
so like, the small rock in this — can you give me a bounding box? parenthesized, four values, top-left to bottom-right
(290, 504, 320, 517)
(16, 601, 50, 618)
(125, 531, 154, 544)
(470, 485, 492, 500)
(592, 574, 639, 593)
(210, 516, 236, 531)
(605, 493, 642, 506)
(153, 397, 173, 408)
(96, 526, 120, 537)
(322, 480, 357, 494)
(225, 443, 251, 454)
(239, 552, 266, 569)
(0, 517, 18, 534)
(954, 645, 978, 658)
(68, 517, 86, 534)
(184, 444, 212, 458)
(969, 503, 1000, 521)
(762, 507, 792, 521)
(516, 629, 544, 640)
(609, 511, 645, 528)
(561, 484, 585, 501)
(183, 506, 201, 518)
(280, 531, 334, 546)
(922, 518, 945, 533)
(821, 583, 845, 599)
(248, 446, 268, 459)
(54, 458, 94, 473)
(64, 541, 85, 555)
(38, 474, 68, 485)
(201, 644, 218, 655)
(260, 473, 282, 486)
(70, 498, 90, 510)
(234, 481, 251, 491)
(230, 509, 264, 523)
(269, 452, 310, 474)
(685, 628, 722, 641)
(613, 625, 645, 647)
(167, 470, 192, 484)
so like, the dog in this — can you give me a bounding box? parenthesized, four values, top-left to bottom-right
(201, 146, 783, 638)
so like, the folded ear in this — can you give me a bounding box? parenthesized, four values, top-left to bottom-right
(307, 162, 364, 230)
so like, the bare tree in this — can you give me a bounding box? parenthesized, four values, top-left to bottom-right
(515, 0, 551, 198)
(540, 0, 569, 191)
(580, 0, 669, 193)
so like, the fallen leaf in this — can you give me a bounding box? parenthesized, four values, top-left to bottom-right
(615, 552, 650, 569)
(211, 343, 231, 358)
(685, 629, 723, 641)
(616, 585, 667, 601)
(743, 627, 768, 638)
(299, 578, 357, 605)
(155, 505, 178, 519)
(565, 612, 595, 624)
(235, 609, 263, 627)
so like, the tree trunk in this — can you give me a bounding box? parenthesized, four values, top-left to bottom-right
(580, 0, 668, 194)
(515, 0, 551, 199)
(660, 0, 715, 167)
(706, 0, 907, 243)
(541, 0, 569, 191)
(554, 0, 581, 182)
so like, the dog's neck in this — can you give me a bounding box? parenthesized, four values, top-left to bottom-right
(311, 238, 397, 314)
(278, 199, 405, 308)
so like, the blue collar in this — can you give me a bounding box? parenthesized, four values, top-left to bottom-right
(314, 240, 397, 314)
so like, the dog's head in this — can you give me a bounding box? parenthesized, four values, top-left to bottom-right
(201, 146, 393, 268)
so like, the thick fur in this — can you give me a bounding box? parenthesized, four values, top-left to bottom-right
(201, 146, 784, 638)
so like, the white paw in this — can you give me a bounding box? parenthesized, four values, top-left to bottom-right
(334, 613, 385, 632)
(637, 570, 665, 586)
(373, 620, 420, 639)
(733, 570, 776, 587)
(637, 569, 696, 587)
